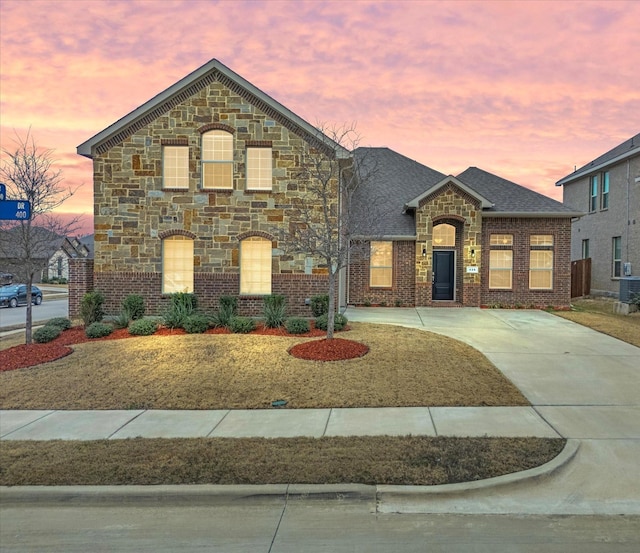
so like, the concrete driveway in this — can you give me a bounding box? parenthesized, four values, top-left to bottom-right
(344, 306, 640, 514)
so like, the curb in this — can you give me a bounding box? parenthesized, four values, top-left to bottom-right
(376, 439, 580, 507)
(0, 442, 578, 507)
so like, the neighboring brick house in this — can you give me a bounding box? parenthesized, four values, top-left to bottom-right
(557, 133, 640, 297)
(73, 59, 580, 316)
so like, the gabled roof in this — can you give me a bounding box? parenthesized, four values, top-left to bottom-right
(77, 59, 349, 159)
(352, 148, 581, 238)
(457, 167, 581, 218)
(352, 147, 446, 237)
(556, 132, 640, 187)
(405, 175, 494, 210)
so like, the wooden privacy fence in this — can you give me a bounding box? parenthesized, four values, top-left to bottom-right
(571, 258, 591, 298)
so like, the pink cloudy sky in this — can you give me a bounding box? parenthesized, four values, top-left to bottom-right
(1, 0, 639, 236)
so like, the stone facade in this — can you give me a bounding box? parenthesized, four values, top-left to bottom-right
(85, 77, 335, 316)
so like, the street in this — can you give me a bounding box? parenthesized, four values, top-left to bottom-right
(0, 298, 68, 330)
(1, 498, 638, 552)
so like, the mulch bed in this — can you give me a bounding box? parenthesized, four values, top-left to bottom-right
(1, 323, 361, 372)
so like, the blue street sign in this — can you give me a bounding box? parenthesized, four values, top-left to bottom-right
(0, 184, 5, 201)
(0, 200, 31, 220)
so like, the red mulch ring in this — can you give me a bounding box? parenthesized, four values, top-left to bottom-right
(289, 338, 369, 361)
(1, 322, 348, 372)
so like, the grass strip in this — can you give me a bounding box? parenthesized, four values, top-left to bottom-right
(0, 436, 565, 486)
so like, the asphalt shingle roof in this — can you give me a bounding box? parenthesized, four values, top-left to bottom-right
(456, 167, 578, 215)
(556, 132, 640, 186)
(353, 147, 580, 238)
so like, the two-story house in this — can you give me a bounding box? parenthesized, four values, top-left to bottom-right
(72, 59, 580, 317)
(557, 133, 640, 297)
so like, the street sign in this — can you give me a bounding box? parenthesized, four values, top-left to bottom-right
(0, 200, 31, 220)
(0, 184, 5, 201)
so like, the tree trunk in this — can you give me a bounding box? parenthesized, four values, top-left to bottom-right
(326, 269, 336, 340)
(25, 274, 34, 344)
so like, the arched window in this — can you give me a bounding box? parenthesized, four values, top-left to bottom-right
(433, 223, 456, 247)
(202, 130, 233, 189)
(163, 235, 194, 293)
(240, 236, 272, 295)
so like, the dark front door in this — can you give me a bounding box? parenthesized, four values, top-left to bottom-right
(433, 250, 455, 301)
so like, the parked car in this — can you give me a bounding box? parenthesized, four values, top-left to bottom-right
(0, 272, 13, 285)
(0, 284, 43, 308)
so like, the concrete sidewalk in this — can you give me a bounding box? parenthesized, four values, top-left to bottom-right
(0, 406, 561, 441)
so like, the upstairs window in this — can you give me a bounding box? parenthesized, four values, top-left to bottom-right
(202, 130, 233, 189)
(589, 175, 598, 212)
(370, 241, 392, 288)
(433, 223, 455, 247)
(246, 147, 273, 190)
(240, 237, 272, 295)
(163, 235, 194, 294)
(601, 171, 610, 210)
(529, 235, 554, 290)
(163, 146, 189, 189)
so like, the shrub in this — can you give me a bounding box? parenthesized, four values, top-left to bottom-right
(163, 293, 198, 329)
(183, 314, 210, 334)
(112, 311, 131, 329)
(80, 291, 105, 327)
(85, 322, 113, 339)
(229, 316, 256, 334)
(122, 294, 145, 320)
(128, 318, 158, 336)
(46, 317, 72, 331)
(315, 312, 348, 331)
(263, 294, 287, 328)
(310, 294, 329, 317)
(210, 295, 238, 328)
(33, 325, 62, 343)
(285, 317, 310, 334)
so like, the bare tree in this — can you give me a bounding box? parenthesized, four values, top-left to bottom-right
(274, 124, 384, 338)
(0, 130, 78, 343)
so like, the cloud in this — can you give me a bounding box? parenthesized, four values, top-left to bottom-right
(1, 0, 638, 224)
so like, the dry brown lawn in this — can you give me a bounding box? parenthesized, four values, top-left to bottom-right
(0, 436, 565, 486)
(554, 298, 640, 348)
(0, 323, 527, 409)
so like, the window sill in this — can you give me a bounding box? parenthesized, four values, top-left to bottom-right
(162, 188, 190, 192)
(199, 188, 233, 193)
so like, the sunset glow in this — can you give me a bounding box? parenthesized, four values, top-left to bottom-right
(1, 0, 638, 236)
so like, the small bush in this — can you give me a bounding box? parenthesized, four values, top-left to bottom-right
(85, 322, 113, 339)
(122, 294, 145, 320)
(112, 311, 131, 329)
(46, 317, 72, 331)
(314, 312, 348, 331)
(229, 316, 256, 334)
(310, 294, 329, 317)
(163, 293, 197, 329)
(263, 294, 287, 328)
(80, 291, 105, 327)
(183, 314, 210, 334)
(128, 318, 158, 336)
(285, 317, 310, 334)
(210, 295, 238, 328)
(33, 325, 62, 343)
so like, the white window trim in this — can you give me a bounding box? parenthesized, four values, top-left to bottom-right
(202, 130, 233, 190)
(370, 241, 393, 288)
(163, 145, 189, 189)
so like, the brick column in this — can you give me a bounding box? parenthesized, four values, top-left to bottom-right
(69, 258, 94, 319)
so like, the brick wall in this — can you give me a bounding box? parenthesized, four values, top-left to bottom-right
(348, 240, 416, 306)
(89, 270, 328, 317)
(481, 217, 572, 308)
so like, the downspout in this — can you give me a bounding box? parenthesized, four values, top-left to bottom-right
(627, 158, 631, 265)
